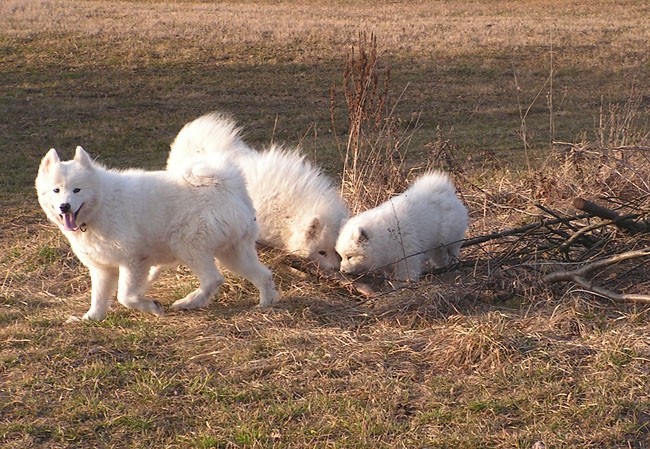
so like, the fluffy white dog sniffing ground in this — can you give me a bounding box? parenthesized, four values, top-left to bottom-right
(166, 112, 349, 270)
(232, 146, 349, 269)
(35, 146, 278, 321)
(335, 171, 468, 281)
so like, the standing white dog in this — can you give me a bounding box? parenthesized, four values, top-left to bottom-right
(166, 112, 349, 270)
(35, 146, 278, 321)
(336, 172, 468, 281)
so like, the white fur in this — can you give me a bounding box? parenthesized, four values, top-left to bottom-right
(336, 172, 468, 281)
(35, 146, 278, 321)
(166, 112, 349, 270)
(166, 111, 256, 167)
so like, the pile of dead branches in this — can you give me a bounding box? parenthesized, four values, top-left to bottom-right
(456, 143, 650, 305)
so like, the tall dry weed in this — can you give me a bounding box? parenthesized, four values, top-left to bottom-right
(333, 32, 421, 214)
(597, 92, 650, 149)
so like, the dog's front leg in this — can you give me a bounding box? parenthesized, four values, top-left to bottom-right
(393, 260, 420, 283)
(82, 266, 119, 321)
(117, 263, 165, 316)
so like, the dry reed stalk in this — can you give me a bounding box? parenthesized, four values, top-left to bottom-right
(597, 92, 650, 149)
(335, 31, 419, 214)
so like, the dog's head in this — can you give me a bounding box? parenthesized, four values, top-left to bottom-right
(35, 146, 99, 233)
(335, 220, 374, 276)
(288, 216, 344, 271)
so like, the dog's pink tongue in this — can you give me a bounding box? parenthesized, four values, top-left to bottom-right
(62, 213, 78, 232)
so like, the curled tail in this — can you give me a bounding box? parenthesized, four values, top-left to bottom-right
(166, 111, 255, 173)
(411, 171, 456, 194)
(180, 157, 247, 192)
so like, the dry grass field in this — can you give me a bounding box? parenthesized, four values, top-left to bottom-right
(1, 1, 650, 448)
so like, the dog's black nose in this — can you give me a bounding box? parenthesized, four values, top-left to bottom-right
(59, 203, 71, 213)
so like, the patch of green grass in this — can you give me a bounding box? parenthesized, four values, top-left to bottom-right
(109, 415, 155, 432)
(36, 245, 60, 265)
(193, 435, 227, 449)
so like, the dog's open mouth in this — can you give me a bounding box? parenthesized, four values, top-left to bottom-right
(60, 204, 84, 232)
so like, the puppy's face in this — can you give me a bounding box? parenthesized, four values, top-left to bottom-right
(336, 226, 373, 275)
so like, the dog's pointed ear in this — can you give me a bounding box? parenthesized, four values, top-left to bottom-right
(39, 148, 61, 175)
(356, 227, 370, 244)
(305, 217, 322, 241)
(74, 146, 93, 168)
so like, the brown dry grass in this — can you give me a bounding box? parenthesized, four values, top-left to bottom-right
(2, 1, 650, 448)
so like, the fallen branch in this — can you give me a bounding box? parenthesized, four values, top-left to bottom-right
(542, 248, 650, 304)
(461, 214, 590, 248)
(559, 219, 613, 254)
(573, 197, 645, 234)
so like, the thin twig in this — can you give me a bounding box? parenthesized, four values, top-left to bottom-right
(461, 214, 590, 248)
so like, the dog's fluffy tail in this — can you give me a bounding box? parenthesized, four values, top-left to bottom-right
(166, 112, 255, 173)
(180, 157, 246, 191)
(411, 171, 456, 194)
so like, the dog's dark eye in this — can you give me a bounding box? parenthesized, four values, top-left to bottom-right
(73, 188, 81, 193)
(53, 188, 60, 193)
(318, 250, 327, 256)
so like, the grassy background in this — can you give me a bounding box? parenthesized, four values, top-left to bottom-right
(1, 1, 650, 448)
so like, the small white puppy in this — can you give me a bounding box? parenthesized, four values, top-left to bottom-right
(336, 171, 468, 281)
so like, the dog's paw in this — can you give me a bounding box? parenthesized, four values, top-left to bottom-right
(151, 300, 165, 317)
(81, 310, 107, 321)
(65, 315, 82, 324)
(171, 290, 211, 310)
(258, 290, 280, 309)
(256, 277, 280, 309)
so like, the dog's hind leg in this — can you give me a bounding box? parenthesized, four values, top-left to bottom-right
(146, 265, 164, 285)
(117, 263, 165, 316)
(171, 255, 224, 311)
(83, 266, 119, 321)
(217, 241, 279, 308)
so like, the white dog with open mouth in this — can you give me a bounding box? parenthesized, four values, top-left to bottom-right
(335, 171, 468, 281)
(35, 146, 278, 320)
